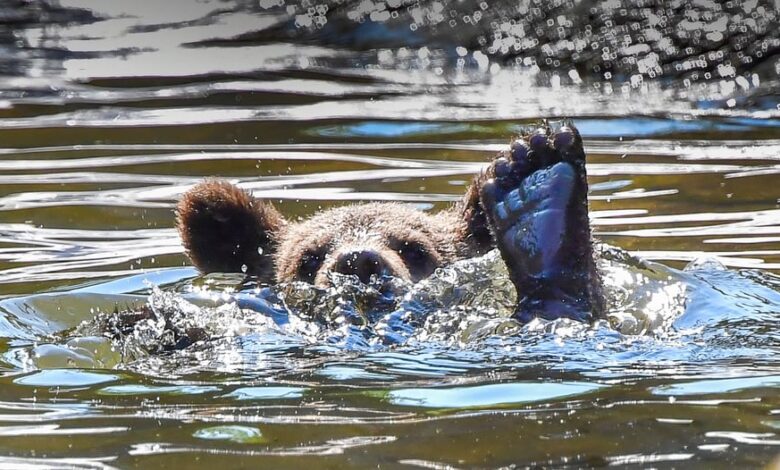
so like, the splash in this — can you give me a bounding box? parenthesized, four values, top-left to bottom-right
(21, 246, 690, 369)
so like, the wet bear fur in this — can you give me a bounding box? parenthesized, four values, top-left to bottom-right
(177, 181, 493, 285)
(177, 125, 603, 323)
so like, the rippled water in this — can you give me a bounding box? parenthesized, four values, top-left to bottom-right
(0, 1, 779, 468)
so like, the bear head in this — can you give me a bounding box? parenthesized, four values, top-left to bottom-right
(175, 179, 493, 286)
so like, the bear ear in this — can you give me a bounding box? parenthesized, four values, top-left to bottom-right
(456, 172, 495, 255)
(176, 180, 286, 282)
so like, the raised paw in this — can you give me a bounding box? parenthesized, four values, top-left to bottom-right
(480, 123, 603, 323)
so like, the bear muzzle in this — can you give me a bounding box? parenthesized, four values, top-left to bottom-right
(316, 248, 411, 286)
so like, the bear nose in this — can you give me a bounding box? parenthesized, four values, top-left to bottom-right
(333, 250, 388, 284)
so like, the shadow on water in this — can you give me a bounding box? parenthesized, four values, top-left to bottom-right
(0, 0, 778, 467)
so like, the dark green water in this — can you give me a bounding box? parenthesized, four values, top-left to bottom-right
(0, 1, 779, 468)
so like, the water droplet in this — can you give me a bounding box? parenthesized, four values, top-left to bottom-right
(241, 264, 248, 273)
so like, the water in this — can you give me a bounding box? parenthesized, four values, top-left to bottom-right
(0, 1, 779, 467)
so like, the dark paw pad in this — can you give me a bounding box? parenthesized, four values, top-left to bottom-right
(480, 124, 600, 323)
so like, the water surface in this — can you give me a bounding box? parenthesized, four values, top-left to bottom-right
(0, 1, 779, 468)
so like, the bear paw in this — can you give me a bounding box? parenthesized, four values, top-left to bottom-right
(480, 123, 602, 323)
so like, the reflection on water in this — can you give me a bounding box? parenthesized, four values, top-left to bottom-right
(0, 0, 778, 468)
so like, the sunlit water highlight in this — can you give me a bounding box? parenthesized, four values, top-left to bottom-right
(0, 0, 778, 467)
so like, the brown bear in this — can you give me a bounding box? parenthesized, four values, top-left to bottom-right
(177, 124, 603, 323)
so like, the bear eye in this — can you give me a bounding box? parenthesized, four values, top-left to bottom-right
(398, 242, 427, 262)
(297, 250, 324, 282)
(396, 241, 436, 280)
